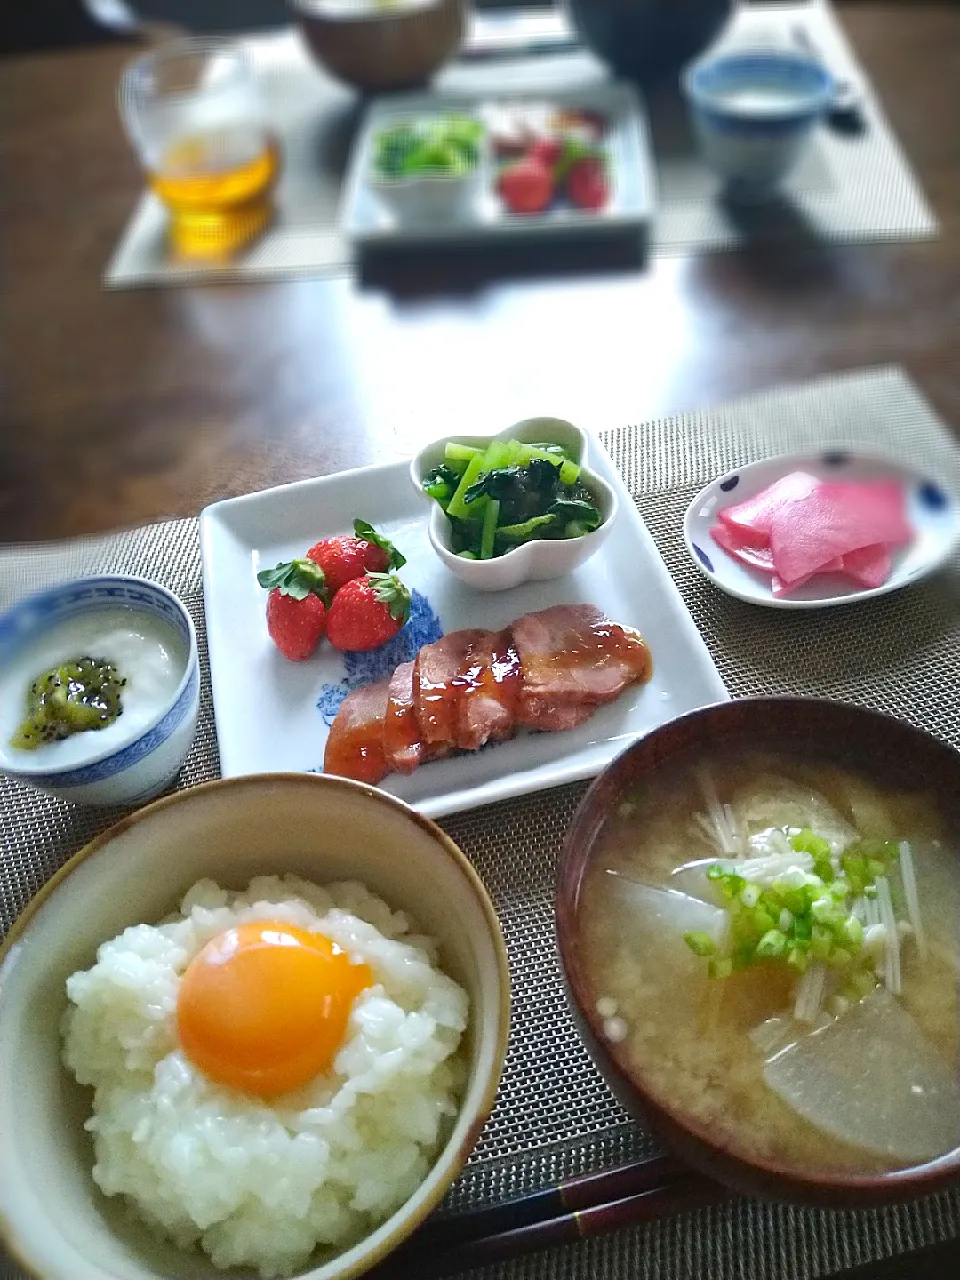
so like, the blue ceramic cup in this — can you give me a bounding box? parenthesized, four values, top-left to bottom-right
(682, 50, 835, 199)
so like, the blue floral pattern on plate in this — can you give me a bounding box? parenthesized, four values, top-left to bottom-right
(315, 590, 444, 727)
(918, 482, 948, 511)
(691, 543, 714, 573)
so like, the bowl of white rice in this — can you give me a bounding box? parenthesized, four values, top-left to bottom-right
(0, 773, 510, 1280)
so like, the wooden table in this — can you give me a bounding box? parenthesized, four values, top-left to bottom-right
(1, 4, 959, 1278)
(1, 3, 958, 543)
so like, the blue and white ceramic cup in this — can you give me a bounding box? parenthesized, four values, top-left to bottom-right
(682, 50, 835, 199)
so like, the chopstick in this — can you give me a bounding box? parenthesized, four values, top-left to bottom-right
(371, 1155, 726, 1279)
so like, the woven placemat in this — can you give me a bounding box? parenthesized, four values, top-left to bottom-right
(2, 365, 959, 1280)
(104, 2, 936, 288)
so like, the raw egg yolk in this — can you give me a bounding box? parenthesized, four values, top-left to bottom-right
(176, 921, 372, 1097)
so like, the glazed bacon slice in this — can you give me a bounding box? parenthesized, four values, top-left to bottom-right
(323, 678, 391, 786)
(415, 629, 488, 749)
(456, 629, 522, 751)
(323, 605, 652, 784)
(383, 661, 423, 775)
(512, 604, 652, 728)
(383, 660, 451, 775)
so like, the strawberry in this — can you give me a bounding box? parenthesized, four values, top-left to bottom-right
(257, 558, 328, 661)
(496, 157, 554, 215)
(306, 519, 405, 596)
(528, 136, 563, 169)
(326, 572, 411, 653)
(565, 155, 609, 211)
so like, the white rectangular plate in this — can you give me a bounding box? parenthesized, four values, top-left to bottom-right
(341, 82, 656, 249)
(200, 439, 727, 819)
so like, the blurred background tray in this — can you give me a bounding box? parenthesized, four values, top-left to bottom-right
(104, 4, 937, 289)
(341, 82, 655, 250)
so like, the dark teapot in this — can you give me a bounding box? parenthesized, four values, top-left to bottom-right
(566, 0, 734, 83)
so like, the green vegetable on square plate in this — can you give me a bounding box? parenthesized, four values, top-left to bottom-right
(420, 436, 603, 560)
(373, 114, 484, 181)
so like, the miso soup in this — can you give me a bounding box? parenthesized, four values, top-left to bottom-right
(577, 752, 960, 1176)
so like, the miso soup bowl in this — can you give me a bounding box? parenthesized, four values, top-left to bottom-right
(556, 696, 960, 1208)
(0, 773, 510, 1280)
(410, 417, 618, 592)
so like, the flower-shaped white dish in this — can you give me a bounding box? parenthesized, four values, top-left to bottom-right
(410, 417, 619, 592)
(0, 575, 199, 804)
(684, 449, 960, 610)
(368, 112, 487, 227)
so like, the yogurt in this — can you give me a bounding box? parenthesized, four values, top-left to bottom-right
(713, 86, 816, 114)
(0, 607, 187, 771)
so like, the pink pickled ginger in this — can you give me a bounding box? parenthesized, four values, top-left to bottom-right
(717, 471, 820, 548)
(709, 470, 911, 598)
(770, 481, 911, 586)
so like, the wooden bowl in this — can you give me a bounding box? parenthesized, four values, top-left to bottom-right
(556, 697, 960, 1207)
(289, 0, 466, 93)
(0, 773, 510, 1280)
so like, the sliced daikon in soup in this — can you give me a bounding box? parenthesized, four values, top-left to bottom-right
(667, 858, 725, 902)
(763, 988, 960, 1164)
(604, 874, 728, 970)
(729, 776, 857, 854)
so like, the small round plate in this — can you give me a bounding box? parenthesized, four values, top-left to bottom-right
(683, 449, 960, 609)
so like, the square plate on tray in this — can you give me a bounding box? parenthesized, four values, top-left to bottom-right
(340, 81, 656, 249)
(200, 436, 727, 819)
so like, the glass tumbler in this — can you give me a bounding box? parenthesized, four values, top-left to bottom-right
(119, 38, 280, 258)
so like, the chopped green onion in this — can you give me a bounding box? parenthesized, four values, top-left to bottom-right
(740, 884, 760, 909)
(683, 826, 908, 990)
(755, 929, 788, 959)
(683, 931, 717, 957)
(787, 947, 811, 972)
(753, 907, 777, 935)
(810, 932, 832, 961)
(842, 915, 864, 947)
(790, 828, 832, 860)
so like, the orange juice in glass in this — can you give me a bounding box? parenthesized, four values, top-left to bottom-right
(119, 39, 280, 258)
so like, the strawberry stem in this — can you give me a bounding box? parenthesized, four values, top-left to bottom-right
(353, 518, 406, 570)
(366, 571, 411, 625)
(257, 558, 328, 603)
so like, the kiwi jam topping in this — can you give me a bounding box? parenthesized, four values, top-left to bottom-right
(11, 657, 126, 750)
